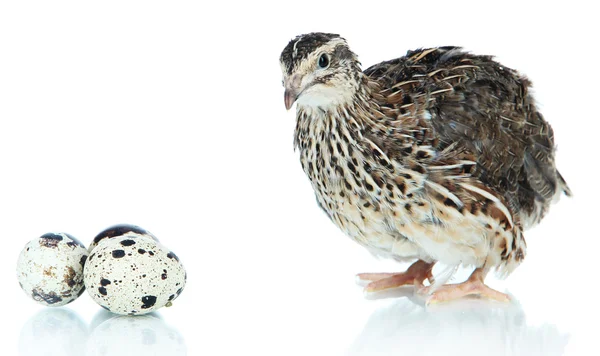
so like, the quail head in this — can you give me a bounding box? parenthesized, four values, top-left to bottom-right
(279, 33, 570, 304)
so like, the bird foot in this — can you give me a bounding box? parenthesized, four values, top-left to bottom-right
(420, 268, 510, 305)
(357, 260, 434, 294)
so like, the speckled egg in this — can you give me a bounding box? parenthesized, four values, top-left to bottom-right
(84, 235, 186, 315)
(88, 223, 159, 253)
(17, 233, 88, 307)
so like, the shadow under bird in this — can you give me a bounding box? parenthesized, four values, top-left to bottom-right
(279, 33, 571, 304)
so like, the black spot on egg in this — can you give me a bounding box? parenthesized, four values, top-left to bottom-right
(100, 278, 111, 286)
(138, 249, 146, 254)
(120, 239, 136, 246)
(32, 289, 63, 304)
(141, 295, 157, 309)
(39, 233, 63, 248)
(112, 250, 125, 258)
(98, 287, 107, 296)
(166, 252, 179, 261)
(64, 267, 77, 287)
(80, 255, 88, 267)
(92, 224, 157, 245)
(64, 234, 86, 248)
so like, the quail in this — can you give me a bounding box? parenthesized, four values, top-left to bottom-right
(279, 33, 571, 304)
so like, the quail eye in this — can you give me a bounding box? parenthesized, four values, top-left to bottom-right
(318, 54, 329, 69)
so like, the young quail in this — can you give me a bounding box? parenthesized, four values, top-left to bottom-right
(279, 33, 571, 304)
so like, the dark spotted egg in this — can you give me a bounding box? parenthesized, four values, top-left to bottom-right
(16, 232, 88, 307)
(88, 223, 159, 253)
(83, 235, 186, 315)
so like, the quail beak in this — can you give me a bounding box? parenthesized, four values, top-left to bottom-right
(284, 88, 298, 111)
(284, 75, 302, 110)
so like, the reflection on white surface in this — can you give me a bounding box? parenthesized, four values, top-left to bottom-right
(19, 308, 88, 356)
(347, 298, 569, 356)
(87, 310, 186, 356)
(18, 309, 186, 356)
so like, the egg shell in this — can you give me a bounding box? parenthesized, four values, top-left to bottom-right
(84, 236, 186, 315)
(16, 233, 88, 307)
(88, 224, 159, 253)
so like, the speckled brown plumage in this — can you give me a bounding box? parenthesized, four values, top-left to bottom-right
(363, 48, 570, 227)
(279, 33, 570, 303)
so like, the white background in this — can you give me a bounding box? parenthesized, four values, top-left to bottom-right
(1, 1, 598, 355)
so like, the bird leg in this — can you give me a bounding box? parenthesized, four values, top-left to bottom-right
(357, 260, 435, 293)
(424, 267, 510, 305)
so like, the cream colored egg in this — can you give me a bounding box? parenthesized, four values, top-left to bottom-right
(17, 233, 88, 307)
(84, 235, 186, 315)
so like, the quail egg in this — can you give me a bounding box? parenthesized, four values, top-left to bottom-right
(84, 235, 186, 315)
(17, 232, 88, 307)
(88, 223, 159, 253)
